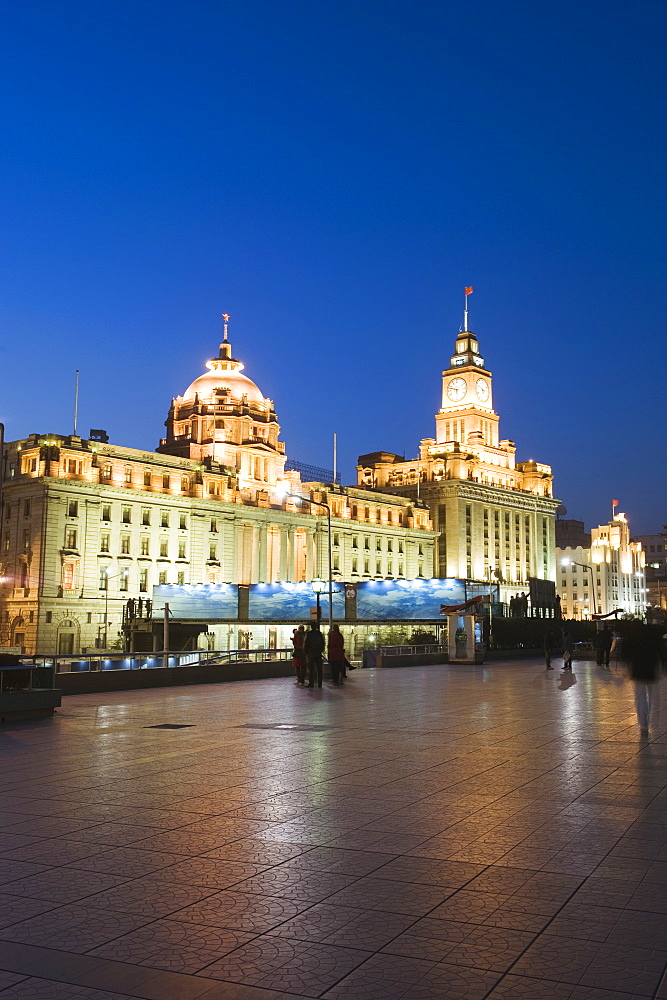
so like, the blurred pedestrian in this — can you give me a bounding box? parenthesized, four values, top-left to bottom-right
(621, 624, 663, 736)
(291, 625, 306, 685)
(544, 630, 554, 670)
(328, 624, 346, 686)
(562, 627, 574, 670)
(304, 622, 324, 688)
(595, 624, 613, 668)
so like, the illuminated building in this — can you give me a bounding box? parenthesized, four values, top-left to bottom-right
(0, 322, 434, 654)
(357, 305, 559, 602)
(557, 513, 647, 619)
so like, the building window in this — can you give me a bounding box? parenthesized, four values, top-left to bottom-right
(179, 514, 187, 530)
(140, 536, 150, 556)
(45, 612, 52, 624)
(398, 541, 403, 554)
(144, 471, 152, 487)
(181, 477, 189, 492)
(163, 475, 170, 490)
(124, 467, 132, 484)
(352, 558, 358, 573)
(333, 533, 339, 546)
(177, 571, 185, 585)
(376, 538, 382, 551)
(210, 519, 218, 533)
(119, 571, 129, 592)
(142, 508, 150, 525)
(139, 569, 148, 592)
(99, 568, 108, 590)
(102, 504, 111, 521)
(24, 500, 31, 517)
(364, 537, 370, 550)
(121, 506, 131, 524)
(376, 560, 382, 574)
(158, 571, 167, 585)
(398, 562, 403, 576)
(120, 533, 130, 554)
(160, 511, 169, 528)
(179, 540, 187, 558)
(160, 539, 168, 557)
(208, 543, 216, 560)
(102, 464, 112, 481)
(364, 559, 370, 574)
(100, 533, 110, 553)
(65, 528, 77, 549)
(62, 562, 76, 590)
(387, 540, 392, 552)
(352, 536, 358, 549)
(67, 500, 78, 517)
(23, 529, 29, 549)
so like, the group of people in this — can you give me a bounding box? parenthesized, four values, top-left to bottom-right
(290, 622, 352, 688)
(543, 621, 665, 737)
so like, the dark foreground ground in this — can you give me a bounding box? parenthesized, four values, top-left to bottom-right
(0, 658, 666, 1000)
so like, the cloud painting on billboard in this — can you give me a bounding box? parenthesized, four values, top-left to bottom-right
(249, 582, 345, 620)
(355, 579, 469, 620)
(152, 584, 238, 619)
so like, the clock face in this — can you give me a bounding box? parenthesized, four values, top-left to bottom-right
(447, 377, 467, 402)
(476, 378, 489, 401)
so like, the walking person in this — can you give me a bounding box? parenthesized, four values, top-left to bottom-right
(327, 624, 346, 686)
(291, 625, 306, 685)
(562, 627, 574, 670)
(595, 624, 613, 668)
(304, 622, 324, 688)
(544, 629, 554, 670)
(621, 624, 663, 737)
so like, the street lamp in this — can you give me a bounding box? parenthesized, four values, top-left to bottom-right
(562, 559, 598, 616)
(312, 577, 326, 622)
(276, 486, 333, 634)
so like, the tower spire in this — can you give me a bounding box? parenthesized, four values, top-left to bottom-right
(222, 313, 230, 343)
(463, 287, 473, 332)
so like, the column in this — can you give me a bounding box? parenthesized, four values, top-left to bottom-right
(258, 522, 267, 583)
(287, 527, 295, 582)
(279, 526, 288, 581)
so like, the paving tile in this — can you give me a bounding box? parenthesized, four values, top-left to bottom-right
(0, 664, 666, 999)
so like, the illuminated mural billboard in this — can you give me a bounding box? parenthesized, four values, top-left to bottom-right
(152, 584, 237, 619)
(248, 582, 345, 620)
(355, 578, 469, 620)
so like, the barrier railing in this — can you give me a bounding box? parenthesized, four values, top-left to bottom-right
(16, 649, 293, 674)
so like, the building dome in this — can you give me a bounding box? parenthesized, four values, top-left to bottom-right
(181, 358, 265, 405)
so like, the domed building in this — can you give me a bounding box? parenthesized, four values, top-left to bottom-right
(158, 318, 287, 490)
(0, 318, 435, 655)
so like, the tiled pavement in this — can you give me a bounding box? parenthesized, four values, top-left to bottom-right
(0, 658, 666, 999)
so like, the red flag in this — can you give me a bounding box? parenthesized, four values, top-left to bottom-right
(464, 286, 473, 296)
(612, 499, 618, 507)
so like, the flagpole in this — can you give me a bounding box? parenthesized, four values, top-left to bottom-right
(463, 291, 468, 332)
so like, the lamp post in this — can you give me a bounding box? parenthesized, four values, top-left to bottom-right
(562, 559, 598, 616)
(276, 488, 333, 634)
(312, 577, 325, 622)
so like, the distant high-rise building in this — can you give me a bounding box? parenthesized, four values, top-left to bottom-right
(557, 513, 647, 619)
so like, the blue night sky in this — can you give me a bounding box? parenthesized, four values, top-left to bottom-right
(1, 1, 665, 533)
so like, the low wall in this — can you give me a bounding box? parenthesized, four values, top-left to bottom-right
(0, 689, 62, 722)
(58, 658, 294, 695)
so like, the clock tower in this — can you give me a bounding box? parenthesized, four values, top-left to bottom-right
(435, 326, 499, 448)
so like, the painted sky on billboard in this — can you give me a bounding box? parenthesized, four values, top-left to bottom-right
(152, 584, 237, 619)
(356, 579, 469, 620)
(248, 583, 345, 621)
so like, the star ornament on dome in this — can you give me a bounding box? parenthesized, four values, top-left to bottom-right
(222, 313, 230, 321)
